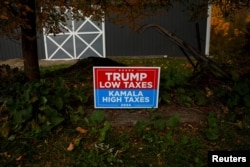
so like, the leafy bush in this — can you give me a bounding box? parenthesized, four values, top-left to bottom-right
(160, 62, 191, 91)
(0, 78, 88, 138)
(210, 6, 248, 65)
(160, 62, 192, 104)
(214, 78, 250, 129)
(215, 79, 250, 110)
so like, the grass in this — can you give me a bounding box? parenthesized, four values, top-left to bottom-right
(40, 64, 72, 76)
(0, 57, 250, 166)
(1, 120, 249, 166)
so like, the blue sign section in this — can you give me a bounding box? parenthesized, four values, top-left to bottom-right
(95, 89, 158, 108)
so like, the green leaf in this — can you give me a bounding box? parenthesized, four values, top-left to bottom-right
(206, 112, 220, 140)
(166, 114, 180, 127)
(70, 114, 81, 123)
(207, 112, 219, 128)
(8, 135, 16, 141)
(195, 91, 207, 106)
(89, 110, 105, 124)
(165, 131, 174, 146)
(44, 108, 64, 126)
(50, 116, 64, 126)
(73, 137, 82, 147)
(206, 128, 220, 140)
(40, 96, 47, 105)
(54, 78, 65, 88)
(98, 121, 111, 142)
(154, 119, 166, 131)
(23, 88, 31, 102)
(54, 97, 63, 110)
(181, 135, 189, 145)
(77, 106, 85, 115)
(13, 105, 32, 124)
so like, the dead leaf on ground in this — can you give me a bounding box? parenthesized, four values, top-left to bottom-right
(67, 142, 74, 151)
(16, 155, 23, 161)
(76, 127, 88, 134)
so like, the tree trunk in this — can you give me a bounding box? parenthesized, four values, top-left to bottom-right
(21, 0, 40, 81)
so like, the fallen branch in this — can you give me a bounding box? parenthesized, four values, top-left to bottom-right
(138, 24, 231, 79)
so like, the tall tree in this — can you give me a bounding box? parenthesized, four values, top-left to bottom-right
(0, 0, 249, 80)
(21, 0, 40, 80)
(0, 0, 41, 80)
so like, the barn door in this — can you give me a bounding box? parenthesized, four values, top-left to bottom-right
(43, 13, 105, 60)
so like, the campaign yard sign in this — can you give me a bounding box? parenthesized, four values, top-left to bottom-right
(93, 67, 160, 108)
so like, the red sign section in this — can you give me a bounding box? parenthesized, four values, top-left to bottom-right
(94, 68, 159, 89)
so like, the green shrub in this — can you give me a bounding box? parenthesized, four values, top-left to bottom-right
(1, 78, 88, 138)
(215, 79, 250, 110)
(210, 8, 248, 66)
(160, 62, 192, 104)
(160, 62, 191, 91)
(214, 78, 250, 129)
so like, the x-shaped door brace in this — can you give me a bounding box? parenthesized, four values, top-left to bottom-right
(44, 16, 105, 59)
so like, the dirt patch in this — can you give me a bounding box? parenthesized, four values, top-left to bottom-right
(99, 104, 210, 127)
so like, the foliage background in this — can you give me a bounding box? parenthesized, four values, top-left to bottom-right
(210, 4, 250, 65)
